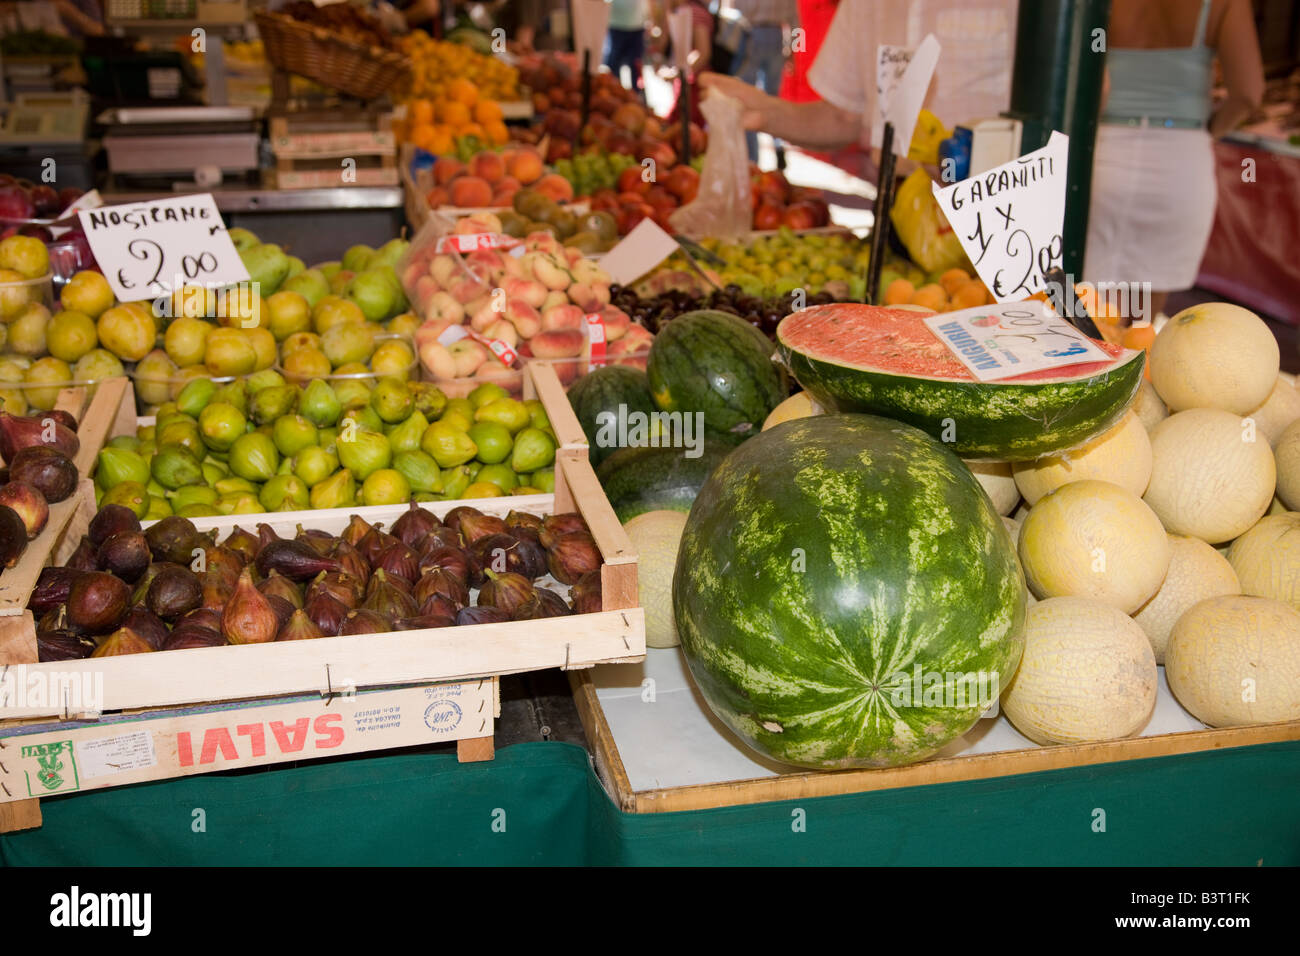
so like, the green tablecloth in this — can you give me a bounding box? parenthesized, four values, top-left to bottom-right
(4, 741, 1299, 865)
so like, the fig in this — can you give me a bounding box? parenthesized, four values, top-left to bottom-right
(202, 565, 239, 611)
(68, 572, 130, 634)
(505, 510, 544, 533)
(547, 532, 601, 585)
(258, 571, 304, 608)
(97, 446, 151, 490)
(468, 532, 520, 587)
(222, 525, 259, 564)
(374, 541, 419, 584)
(65, 534, 100, 572)
(361, 569, 418, 620)
(356, 526, 398, 568)
(151, 445, 204, 490)
(307, 570, 363, 609)
(329, 539, 370, 586)
(91, 627, 155, 657)
(203, 546, 245, 582)
(455, 606, 512, 627)
(418, 592, 460, 620)
(397, 613, 456, 630)
(38, 630, 96, 661)
(9, 446, 77, 503)
(479, 570, 535, 616)
(120, 606, 170, 650)
(97, 530, 151, 582)
(570, 570, 603, 614)
(178, 606, 223, 631)
(0, 410, 79, 461)
(266, 593, 295, 632)
(0, 505, 25, 566)
(87, 504, 142, 547)
(45, 409, 78, 433)
(340, 608, 391, 636)
(0, 481, 47, 538)
(391, 499, 440, 548)
(28, 565, 81, 616)
(221, 567, 278, 645)
(368, 568, 413, 598)
(131, 562, 172, 606)
(540, 513, 589, 550)
(255, 538, 341, 581)
(306, 591, 349, 636)
(145, 515, 203, 565)
(529, 587, 574, 619)
(506, 535, 548, 580)
(340, 514, 373, 547)
(278, 608, 325, 642)
(459, 512, 508, 546)
(419, 545, 470, 585)
(442, 506, 483, 537)
(295, 526, 335, 556)
(415, 568, 469, 609)
(421, 526, 463, 552)
(255, 522, 283, 555)
(146, 565, 202, 620)
(164, 626, 226, 650)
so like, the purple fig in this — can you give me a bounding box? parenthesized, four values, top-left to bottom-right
(547, 532, 601, 585)
(97, 530, 151, 582)
(221, 568, 278, 645)
(91, 627, 154, 657)
(145, 516, 204, 565)
(459, 512, 508, 546)
(258, 570, 304, 608)
(0, 481, 47, 539)
(88, 505, 141, 547)
(65, 535, 100, 572)
(163, 626, 226, 650)
(442, 506, 482, 537)
(570, 570, 603, 614)
(362, 569, 418, 620)
(540, 513, 589, 550)
(340, 514, 373, 547)
(305, 591, 349, 636)
(455, 606, 512, 627)
(374, 540, 419, 584)
(38, 630, 96, 661)
(222, 525, 259, 564)
(340, 608, 391, 636)
(120, 606, 170, 650)
(9, 446, 77, 503)
(28, 566, 82, 615)
(278, 608, 325, 641)
(391, 499, 440, 548)
(178, 606, 223, 631)
(505, 510, 544, 533)
(68, 571, 131, 634)
(414, 568, 469, 609)
(479, 570, 536, 616)
(0, 410, 80, 461)
(145, 565, 203, 621)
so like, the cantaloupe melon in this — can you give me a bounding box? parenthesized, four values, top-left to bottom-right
(1132, 378, 1169, 432)
(1149, 302, 1279, 414)
(1018, 479, 1171, 613)
(1165, 595, 1300, 727)
(1012, 411, 1151, 505)
(1133, 534, 1240, 663)
(762, 391, 822, 431)
(965, 459, 1019, 515)
(1227, 513, 1300, 611)
(1002, 596, 1157, 745)
(1276, 419, 1300, 511)
(1245, 376, 1300, 447)
(622, 510, 689, 648)
(1144, 408, 1276, 543)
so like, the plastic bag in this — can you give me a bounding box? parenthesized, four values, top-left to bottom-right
(668, 89, 751, 239)
(889, 168, 969, 274)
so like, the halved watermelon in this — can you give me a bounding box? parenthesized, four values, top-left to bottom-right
(776, 303, 1145, 460)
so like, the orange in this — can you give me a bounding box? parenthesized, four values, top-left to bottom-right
(410, 99, 434, 125)
(427, 127, 454, 157)
(883, 278, 914, 306)
(410, 123, 437, 152)
(938, 267, 972, 297)
(438, 101, 470, 126)
(910, 284, 949, 312)
(449, 78, 479, 106)
(474, 99, 504, 124)
(1122, 324, 1156, 351)
(485, 120, 509, 146)
(460, 122, 485, 141)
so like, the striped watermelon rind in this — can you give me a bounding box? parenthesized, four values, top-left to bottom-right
(776, 303, 1145, 461)
(673, 414, 1027, 769)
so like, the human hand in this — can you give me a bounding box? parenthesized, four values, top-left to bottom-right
(699, 72, 768, 130)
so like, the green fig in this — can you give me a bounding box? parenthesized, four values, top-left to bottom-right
(298, 379, 342, 428)
(249, 384, 298, 425)
(529, 468, 556, 494)
(96, 446, 150, 489)
(169, 485, 218, 510)
(146, 494, 174, 520)
(340, 404, 384, 435)
(102, 481, 150, 518)
(229, 432, 280, 482)
(259, 474, 310, 511)
(410, 382, 448, 419)
(510, 427, 556, 473)
(335, 429, 391, 482)
(476, 463, 519, 493)
(360, 468, 410, 506)
(152, 445, 205, 489)
(215, 476, 258, 497)
(333, 377, 372, 409)
(474, 398, 531, 434)
(440, 464, 473, 500)
(421, 421, 477, 468)
(468, 383, 509, 410)
(370, 377, 413, 424)
(524, 399, 551, 431)
(392, 450, 443, 494)
(272, 414, 319, 457)
(175, 378, 218, 418)
(309, 468, 356, 509)
(198, 402, 248, 452)
(293, 445, 338, 487)
(156, 418, 205, 458)
(385, 409, 428, 454)
(212, 380, 248, 415)
(466, 421, 512, 465)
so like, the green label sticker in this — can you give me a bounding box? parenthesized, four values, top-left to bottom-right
(22, 740, 80, 795)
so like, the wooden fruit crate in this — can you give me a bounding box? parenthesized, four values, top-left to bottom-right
(270, 107, 398, 190)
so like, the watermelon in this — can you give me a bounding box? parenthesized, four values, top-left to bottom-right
(567, 366, 658, 466)
(648, 310, 786, 442)
(776, 303, 1145, 460)
(673, 414, 1027, 769)
(597, 442, 733, 522)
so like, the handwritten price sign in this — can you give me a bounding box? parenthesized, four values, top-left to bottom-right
(78, 194, 249, 302)
(931, 131, 1068, 302)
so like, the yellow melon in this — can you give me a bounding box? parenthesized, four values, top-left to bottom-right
(1165, 595, 1300, 727)
(1018, 479, 1170, 613)
(1002, 597, 1157, 745)
(622, 510, 689, 648)
(1226, 513, 1300, 611)
(964, 459, 1019, 515)
(1143, 408, 1276, 543)
(1149, 302, 1279, 414)
(762, 391, 822, 431)
(1275, 419, 1300, 511)
(1132, 378, 1169, 432)
(1133, 534, 1240, 663)
(1012, 411, 1151, 505)
(1245, 376, 1300, 447)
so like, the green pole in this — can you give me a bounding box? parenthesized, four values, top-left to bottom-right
(1005, 0, 1111, 279)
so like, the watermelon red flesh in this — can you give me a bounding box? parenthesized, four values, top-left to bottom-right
(776, 304, 1144, 460)
(673, 413, 1027, 769)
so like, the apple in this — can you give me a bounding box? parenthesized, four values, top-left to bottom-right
(781, 202, 818, 231)
(617, 166, 650, 196)
(640, 139, 677, 174)
(753, 201, 784, 231)
(28, 185, 59, 219)
(0, 185, 35, 222)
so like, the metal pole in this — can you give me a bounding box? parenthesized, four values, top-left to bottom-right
(1005, 0, 1111, 280)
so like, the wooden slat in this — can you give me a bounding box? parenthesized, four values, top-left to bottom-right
(0, 611, 36, 666)
(457, 736, 495, 762)
(0, 492, 88, 617)
(71, 377, 134, 477)
(561, 455, 636, 566)
(0, 799, 41, 833)
(527, 363, 587, 451)
(568, 671, 638, 811)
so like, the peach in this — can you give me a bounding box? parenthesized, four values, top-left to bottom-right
(462, 292, 493, 317)
(426, 291, 465, 324)
(532, 254, 572, 291)
(413, 275, 439, 312)
(529, 329, 586, 359)
(449, 274, 489, 304)
(506, 147, 545, 186)
(504, 277, 547, 308)
(469, 299, 500, 333)
(599, 306, 630, 341)
(420, 341, 457, 379)
(553, 362, 579, 386)
(617, 323, 654, 348)
(570, 258, 608, 285)
(415, 317, 455, 348)
(541, 303, 584, 332)
(534, 173, 574, 203)
(540, 289, 568, 313)
(455, 212, 503, 235)
(450, 176, 493, 208)
(469, 151, 506, 184)
(564, 247, 583, 267)
(449, 339, 488, 377)
(505, 300, 542, 338)
(524, 232, 564, 257)
(485, 318, 519, 348)
(402, 261, 425, 291)
(430, 255, 460, 289)
(433, 157, 465, 185)
(498, 254, 523, 280)
(568, 281, 610, 311)
(496, 175, 521, 194)
(466, 249, 506, 273)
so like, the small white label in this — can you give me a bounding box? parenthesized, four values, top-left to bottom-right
(78, 193, 251, 302)
(932, 130, 1069, 302)
(598, 218, 680, 287)
(75, 730, 157, 780)
(923, 299, 1113, 382)
(875, 35, 941, 157)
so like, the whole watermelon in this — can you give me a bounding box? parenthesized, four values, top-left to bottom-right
(597, 442, 733, 521)
(647, 310, 786, 442)
(673, 414, 1026, 769)
(567, 366, 658, 466)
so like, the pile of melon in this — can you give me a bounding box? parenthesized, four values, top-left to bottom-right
(1002, 303, 1300, 744)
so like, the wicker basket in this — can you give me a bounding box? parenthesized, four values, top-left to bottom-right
(254, 10, 411, 101)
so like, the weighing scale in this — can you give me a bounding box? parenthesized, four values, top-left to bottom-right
(97, 105, 261, 189)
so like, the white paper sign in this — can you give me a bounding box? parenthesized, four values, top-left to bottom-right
(598, 218, 680, 286)
(79, 194, 250, 302)
(668, 8, 694, 72)
(923, 298, 1113, 382)
(932, 130, 1069, 302)
(75, 731, 157, 780)
(571, 0, 612, 71)
(874, 34, 940, 158)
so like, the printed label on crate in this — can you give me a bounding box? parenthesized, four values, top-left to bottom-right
(76, 730, 157, 780)
(78, 193, 251, 302)
(585, 312, 607, 368)
(923, 298, 1112, 382)
(436, 232, 520, 255)
(20, 740, 79, 796)
(932, 130, 1069, 302)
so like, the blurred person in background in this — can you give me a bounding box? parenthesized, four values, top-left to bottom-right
(606, 0, 647, 97)
(1085, 0, 1264, 321)
(731, 0, 798, 163)
(665, 0, 714, 125)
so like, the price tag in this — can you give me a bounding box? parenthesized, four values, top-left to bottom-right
(48, 189, 101, 238)
(78, 194, 249, 302)
(874, 35, 941, 157)
(922, 299, 1113, 383)
(585, 313, 607, 368)
(597, 218, 679, 286)
(931, 130, 1069, 302)
(469, 331, 518, 367)
(435, 233, 520, 255)
(437, 324, 469, 346)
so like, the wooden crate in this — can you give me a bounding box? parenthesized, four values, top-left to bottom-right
(270, 108, 397, 190)
(570, 670, 1300, 813)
